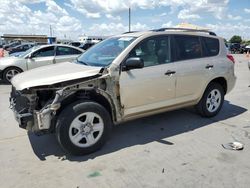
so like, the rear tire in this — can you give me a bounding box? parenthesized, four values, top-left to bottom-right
(196, 83, 224, 117)
(3, 67, 22, 83)
(56, 100, 112, 156)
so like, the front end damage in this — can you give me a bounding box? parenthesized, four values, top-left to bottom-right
(10, 71, 123, 135)
(10, 87, 66, 134)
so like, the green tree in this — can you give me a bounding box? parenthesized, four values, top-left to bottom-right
(229, 35, 242, 43)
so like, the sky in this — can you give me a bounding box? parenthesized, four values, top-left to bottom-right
(0, 0, 250, 40)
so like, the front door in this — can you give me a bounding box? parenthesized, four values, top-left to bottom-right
(27, 46, 55, 70)
(119, 36, 176, 117)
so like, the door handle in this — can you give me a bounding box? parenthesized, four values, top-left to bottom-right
(165, 70, 176, 76)
(205, 64, 214, 69)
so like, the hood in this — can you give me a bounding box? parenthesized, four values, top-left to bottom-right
(11, 62, 103, 90)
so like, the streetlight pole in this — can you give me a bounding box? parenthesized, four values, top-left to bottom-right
(129, 7, 131, 32)
(49, 25, 52, 37)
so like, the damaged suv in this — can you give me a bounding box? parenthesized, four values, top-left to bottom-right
(10, 28, 236, 155)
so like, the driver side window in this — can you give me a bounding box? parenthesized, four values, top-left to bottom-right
(129, 36, 170, 67)
(32, 46, 55, 58)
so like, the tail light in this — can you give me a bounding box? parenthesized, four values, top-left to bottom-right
(227, 54, 235, 64)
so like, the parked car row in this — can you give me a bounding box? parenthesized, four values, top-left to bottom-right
(0, 44, 84, 82)
(227, 43, 250, 54)
(1, 40, 97, 58)
(67, 41, 97, 50)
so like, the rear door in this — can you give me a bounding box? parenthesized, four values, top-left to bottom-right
(172, 35, 207, 103)
(27, 46, 55, 69)
(54, 46, 82, 64)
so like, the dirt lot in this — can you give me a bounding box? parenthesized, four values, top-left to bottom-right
(0, 54, 250, 188)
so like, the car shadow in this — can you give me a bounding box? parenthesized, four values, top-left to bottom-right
(27, 100, 247, 161)
(0, 80, 10, 85)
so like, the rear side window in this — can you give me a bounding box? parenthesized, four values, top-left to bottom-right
(202, 37, 219, 57)
(174, 35, 202, 61)
(71, 48, 82, 55)
(56, 46, 82, 56)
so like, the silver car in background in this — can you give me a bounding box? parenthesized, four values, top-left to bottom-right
(0, 44, 84, 82)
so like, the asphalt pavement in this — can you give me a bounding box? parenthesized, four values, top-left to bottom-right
(0, 54, 250, 188)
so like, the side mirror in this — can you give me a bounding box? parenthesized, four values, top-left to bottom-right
(122, 57, 144, 71)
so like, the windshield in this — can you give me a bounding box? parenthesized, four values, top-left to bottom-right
(20, 45, 40, 58)
(76, 36, 136, 67)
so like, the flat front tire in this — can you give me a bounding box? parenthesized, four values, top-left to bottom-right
(56, 100, 112, 156)
(196, 83, 225, 117)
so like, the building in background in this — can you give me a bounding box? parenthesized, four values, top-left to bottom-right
(1, 34, 56, 44)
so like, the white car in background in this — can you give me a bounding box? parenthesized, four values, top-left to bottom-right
(0, 44, 84, 82)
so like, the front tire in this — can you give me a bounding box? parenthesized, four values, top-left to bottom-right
(56, 100, 112, 156)
(196, 83, 224, 117)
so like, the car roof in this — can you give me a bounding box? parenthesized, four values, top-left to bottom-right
(36, 44, 85, 51)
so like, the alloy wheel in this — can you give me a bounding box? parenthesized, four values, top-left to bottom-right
(69, 112, 104, 148)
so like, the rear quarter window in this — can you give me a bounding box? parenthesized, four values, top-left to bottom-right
(202, 37, 219, 57)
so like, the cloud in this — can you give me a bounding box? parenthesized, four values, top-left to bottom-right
(88, 22, 149, 36)
(244, 8, 250, 13)
(178, 9, 201, 20)
(0, 0, 83, 39)
(206, 22, 250, 39)
(227, 14, 242, 21)
(68, 0, 229, 20)
(159, 13, 167, 17)
(161, 21, 173, 28)
(46, 0, 68, 16)
(18, 0, 46, 3)
(106, 14, 121, 21)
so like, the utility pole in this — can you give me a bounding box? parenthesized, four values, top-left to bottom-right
(49, 25, 52, 37)
(129, 7, 131, 32)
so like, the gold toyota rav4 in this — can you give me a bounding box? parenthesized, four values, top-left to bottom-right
(10, 28, 236, 155)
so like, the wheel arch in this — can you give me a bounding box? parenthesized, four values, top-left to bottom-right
(2, 66, 24, 80)
(196, 76, 227, 105)
(56, 89, 116, 125)
(3, 66, 24, 73)
(208, 77, 227, 94)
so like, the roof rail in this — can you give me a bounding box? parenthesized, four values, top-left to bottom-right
(153, 27, 216, 36)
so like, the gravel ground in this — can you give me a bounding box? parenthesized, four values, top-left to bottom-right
(0, 54, 250, 188)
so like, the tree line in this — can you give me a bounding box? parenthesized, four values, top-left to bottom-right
(228, 35, 250, 45)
